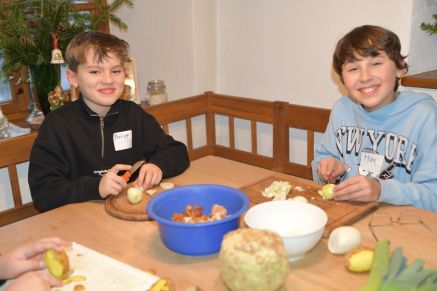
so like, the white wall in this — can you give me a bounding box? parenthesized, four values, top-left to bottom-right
(111, 0, 217, 102)
(216, 0, 415, 108)
(409, 0, 437, 74)
(109, 0, 437, 109)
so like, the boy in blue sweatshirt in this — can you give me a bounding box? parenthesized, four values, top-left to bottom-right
(312, 25, 437, 211)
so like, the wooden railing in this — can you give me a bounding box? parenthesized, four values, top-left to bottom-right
(0, 92, 331, 226)
(0, 132, 39, 226)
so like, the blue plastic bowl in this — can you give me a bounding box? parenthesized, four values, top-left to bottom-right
(147, 184, 250, 256)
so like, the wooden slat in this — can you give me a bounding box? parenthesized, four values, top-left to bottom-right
(212, 146, 274, 170)
(251, 120, 257, 154)
(0, 203, 39, 227)
(229, 116, 235, 149)
(0, 132, 37, 167)
(209, 93, 274, 123)
(185, 118, 193, 152)
(145, 94, 209, 125)
(8, 165, 22, 207)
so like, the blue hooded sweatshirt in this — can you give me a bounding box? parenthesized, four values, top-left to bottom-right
(312, 91, 437, 212)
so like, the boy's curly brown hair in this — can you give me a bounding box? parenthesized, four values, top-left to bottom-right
(333, 25, 408, 90)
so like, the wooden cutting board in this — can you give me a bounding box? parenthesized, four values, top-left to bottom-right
(240, 174, 378, 238)
(105, 183, 175, 221)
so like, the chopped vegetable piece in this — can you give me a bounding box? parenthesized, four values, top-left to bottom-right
(345, 247, 374, 273)
(320, 184, 335, 200)
(160, 182, 174, 190)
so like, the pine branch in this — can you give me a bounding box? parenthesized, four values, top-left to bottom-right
(420, 14, 437, 35)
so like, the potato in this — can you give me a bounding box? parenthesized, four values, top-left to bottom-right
(320, 184, 335, 200)
(219, 228, 289, 291)
(160, 182, 174, 190)
(293, 195, 308, 203)
(44, 249, 70, 279)
(149, 278, 175, 291)
(345, 246, 374, 273)
(127, 185, 144, 204)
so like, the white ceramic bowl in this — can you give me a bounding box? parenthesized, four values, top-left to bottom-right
(244, 200, 327, 261)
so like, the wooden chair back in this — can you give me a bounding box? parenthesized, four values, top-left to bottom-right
(207, 92, 275, 169)
(145, 93, 213, 161)
(273, 101, 331, 179)
(0, 132, 39, 226)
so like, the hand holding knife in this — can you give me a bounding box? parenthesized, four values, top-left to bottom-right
(121, 160, 145, 181)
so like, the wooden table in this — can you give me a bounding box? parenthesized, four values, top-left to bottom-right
(0, 156, 436, 290)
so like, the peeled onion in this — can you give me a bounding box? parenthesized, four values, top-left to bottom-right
(293, 196, 308, 203)
(328, 226, 361, 254)
(127, 186, 144, 204)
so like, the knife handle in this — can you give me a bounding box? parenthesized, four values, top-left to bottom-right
(121, 171, 131, 181)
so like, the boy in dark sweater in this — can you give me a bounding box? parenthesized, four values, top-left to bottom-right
(29, 31, 189, 211)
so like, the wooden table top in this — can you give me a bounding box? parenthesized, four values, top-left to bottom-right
(0, 156, 436, 290)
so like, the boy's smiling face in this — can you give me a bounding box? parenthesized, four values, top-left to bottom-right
(67, 48, 125, 116)
(341, 51, 404, 111)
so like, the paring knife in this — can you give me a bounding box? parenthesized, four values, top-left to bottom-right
(121, 160, 145, 181)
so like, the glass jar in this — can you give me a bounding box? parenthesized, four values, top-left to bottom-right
(146, 80, 168, 105)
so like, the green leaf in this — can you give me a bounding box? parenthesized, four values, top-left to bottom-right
(397, 259, 424, 281)
(385, 247, 405, 281)
(359, 239, 390, 291)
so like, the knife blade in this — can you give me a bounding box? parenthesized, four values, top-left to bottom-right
(121, 160, 145, 181)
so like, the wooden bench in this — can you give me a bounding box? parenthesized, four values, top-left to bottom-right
(1, 91, 330, 225)
(146, 92, 330, 177)
(0, 132, 39, 226)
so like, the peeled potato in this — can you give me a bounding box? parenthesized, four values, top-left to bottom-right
(320, 184, 335, 200)
(44, 249, 70, 279)
(149, 278, 175, 291)
(293, 196, 308, 203)
(127, 186, 144, 204)
(345, 246, 374, 272)
(160, 182, 174, 190)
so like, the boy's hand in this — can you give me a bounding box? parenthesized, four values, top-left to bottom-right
(6, 271, 63, 291)
(333, 176, 381, 202)
(99, 164, 130, 198)
(135, 163, 163, 190)
(0, 237, 71, 280)
(317, 157, 349, 183)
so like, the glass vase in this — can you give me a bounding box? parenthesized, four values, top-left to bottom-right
(29, 64, 60, 115)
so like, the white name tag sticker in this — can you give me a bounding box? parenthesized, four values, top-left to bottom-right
(113, 130, 132, 151)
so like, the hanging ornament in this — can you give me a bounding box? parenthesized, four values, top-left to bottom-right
(50, 33, 65, 64)
(20, 35, 31, 46)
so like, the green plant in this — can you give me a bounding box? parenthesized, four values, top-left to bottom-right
(420, 13, 437, 35)
(0, 0, 133, 113)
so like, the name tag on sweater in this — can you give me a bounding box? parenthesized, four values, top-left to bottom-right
(113, 130, 132, 151)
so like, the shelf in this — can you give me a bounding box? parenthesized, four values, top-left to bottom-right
(400, 69, 437, 89)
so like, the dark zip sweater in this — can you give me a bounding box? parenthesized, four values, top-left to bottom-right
(28, 97, 189, 212)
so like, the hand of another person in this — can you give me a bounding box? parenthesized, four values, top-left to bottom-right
(333, 175, 381, 202)
(99, 164, 131, 198)
(0, 237, 71, 280)
(5, 271, 63, 291)
(317, 157, 349, 183)
(136, 163, 163, 190)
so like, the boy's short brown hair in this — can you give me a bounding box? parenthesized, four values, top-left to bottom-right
(65, 31, 129, 72)
(333, 25, 408, 89)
